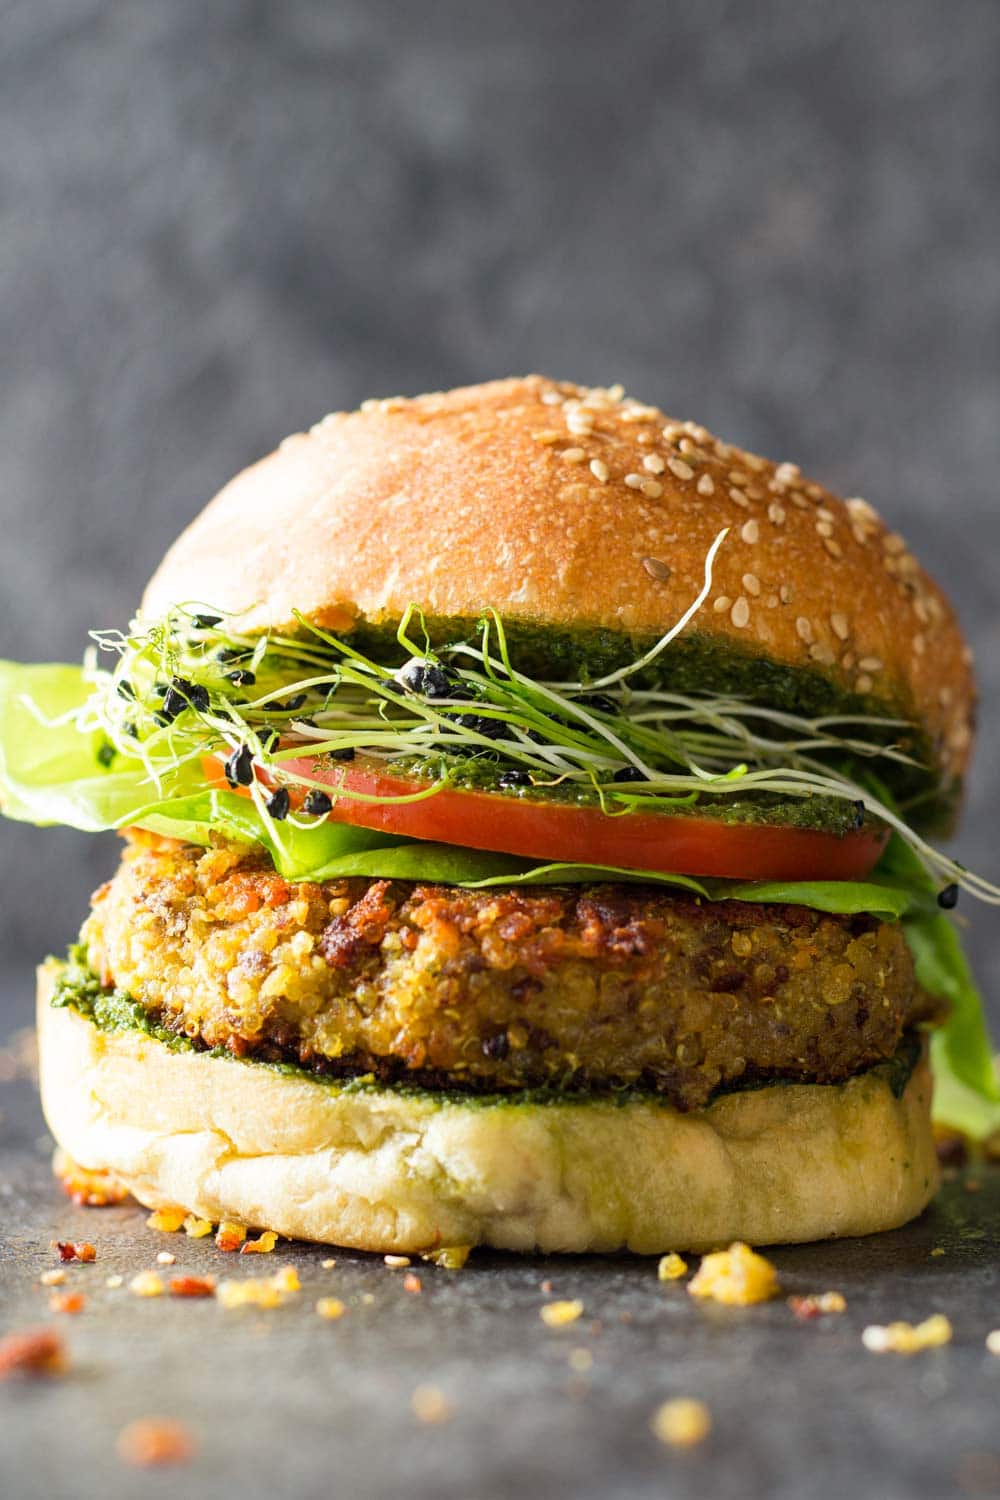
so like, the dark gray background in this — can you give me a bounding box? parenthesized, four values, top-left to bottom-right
(1, 0, 998, 1023)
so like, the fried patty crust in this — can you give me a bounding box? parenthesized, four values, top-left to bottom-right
(82, 832, 933, 1110)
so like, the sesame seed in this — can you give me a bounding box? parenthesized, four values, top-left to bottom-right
(846, 496, 878, 522)
(589, 458, 609, 483)
(642, 556, 672, 582)
(940, 687, 952, 706)
(741, 572, 761, 597)
(767, 503, 786, 525)
(740, 519, 760, 545)
(560, 483, 591, 503)
(606, 383, 625, 402)
(642, 453, 666, 474)
(566, 415, 594, 437)
(810, 642, 835, 665)
(624, 473, 643, 489)
(842, 652, 856, 670)
(790, 493, 811, 510)
(824, 538, 843, 559)
(766, 594, 779, 608)
(744, 453, 767, 472)
(795, 617, 814, 643)
(806, 484, 825, 500)
(728, 470, 748, 485)
(830, 613, 850, 640)
(533, 430, 561, 445)
(540, 390, 564, 405)
(913, 634, 926, 654)
(662, 424, 682, 442)
(882, 532, 907, 555)
(697, 474, 715, 496)
(640, 478, 663, 499)
(561, 447, 586, 464)
(713, 595, 732, 613)
(636, 430, 654, 445)
(855, 674, 873, 695)
(728, 488, 749, 509)
(775, 462, 801, 483)
(858, 656, 883, 673)
(816, 506, 835, 523)
(667, 458, 694, 481)
(730, 597, 751, 629)
(816, 520, 834, 538)
(779, 584, 794, 603)
(678, 437, 700, 456)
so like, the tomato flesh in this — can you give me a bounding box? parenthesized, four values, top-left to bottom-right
(208, 753, 888, 883)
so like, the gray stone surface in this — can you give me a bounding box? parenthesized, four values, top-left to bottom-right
(1, 1075, 1000, 1500)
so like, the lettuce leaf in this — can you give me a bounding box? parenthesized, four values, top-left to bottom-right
(3, 660, 997, 1131)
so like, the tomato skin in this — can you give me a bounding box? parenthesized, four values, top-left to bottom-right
(207, 753, 889, 883)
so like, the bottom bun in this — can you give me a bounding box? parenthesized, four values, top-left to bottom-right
(37, 965, 939, 1255)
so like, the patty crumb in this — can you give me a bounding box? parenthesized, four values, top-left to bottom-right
(650, 1398, 712, 1448)
(688, 1242, 779, 1306)
(117, 1418, 196, 1467)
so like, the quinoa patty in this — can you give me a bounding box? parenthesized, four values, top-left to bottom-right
(82, 831, 933, 1110)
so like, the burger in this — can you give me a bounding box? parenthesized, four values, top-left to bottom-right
(2, 375, 997, 1254)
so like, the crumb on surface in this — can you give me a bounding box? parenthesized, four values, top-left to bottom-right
(985, 1330, 1000, 1356)
(540, 1300, 584, 1328)
(316, 1297, 346, 1320)
(40, 1269, 66, 1287)
(657, 1253, 687, 1282)
(146, 1206, 187, 1234)
(650, 1398, 712, 1448)
(0, 1327, 66, 1380)
(116, 1418, 196, 1467)
(788, 1291, 847, 1320)
(403, 1273, 422, 1294)
(215, 1221, 247, 1252)
(410, 1385, 453, 1424)
(688, 1243, 779, 1306)
(49, 1292, 85, 1315)
(183, 1215, 214, 1239)
(129, 1271, 165, 1298)
(384, 1254, 411, 1268)
(52, 1241, 96, 1264)
(421, 1245, 471, 1270)
(169, 1276, 216, 1299)
(862, 1314, 952, 1353)
(54, 1151, 130, 1208)
(241, 1230, 278, 1255)
(156, 1251, 177, 1266)
(216, 1266, 300, 1310)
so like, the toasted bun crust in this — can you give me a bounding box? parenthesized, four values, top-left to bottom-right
(142, 376, 974, 788)
(38, 968, 938, 1254)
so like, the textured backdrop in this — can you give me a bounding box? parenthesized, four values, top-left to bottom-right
(1, 0, 998, 1026)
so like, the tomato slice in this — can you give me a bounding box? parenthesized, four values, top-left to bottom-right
(206, 753, 888, 883)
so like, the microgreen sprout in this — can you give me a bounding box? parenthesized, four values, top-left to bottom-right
(59, 550, 1000, 905)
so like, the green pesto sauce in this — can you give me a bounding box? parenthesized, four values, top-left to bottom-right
(342, 617, 957, 836)
(387, 751, 871, 837)
(50, 948, 920, 1110)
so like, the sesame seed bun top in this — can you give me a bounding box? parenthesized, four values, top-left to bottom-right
(141, 375, 975, 809)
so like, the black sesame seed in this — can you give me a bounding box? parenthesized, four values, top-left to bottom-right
(226, 669, 256, 686)
(116, 679, 135, 701)
(257, 728, 280, 753)
(852, 799, 867, 831)
(266, 787, 290, 820)
(193, 613, 223, 629)
(612, 766, 646, 783)
(224, 744, 254, 788)
(96, 742, 116, 767)
(937, 883, 960, 910)
(303, 789, 333, 816)
(124, 721, 138, 738)
(153, 682, 169, 698)
(498, 769, 532, 789)
(282, 693, 308, 712)
(327, 747, 356, 762)
(216, 647, 246, 665)
(481, 1030, 510, 1061)
(397, 659, 470, 700)
(455, 712, 507, 740)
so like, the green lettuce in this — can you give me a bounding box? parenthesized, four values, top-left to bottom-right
(2, 660, 997, 1131)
